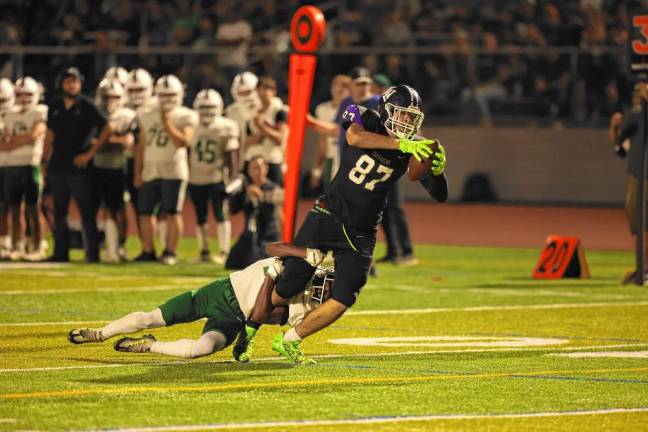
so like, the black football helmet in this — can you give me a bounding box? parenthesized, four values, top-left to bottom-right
(376, 84, 424, 139)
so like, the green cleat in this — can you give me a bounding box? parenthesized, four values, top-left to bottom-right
(232, 325, 257, 362)
(271, 332, 316, 365)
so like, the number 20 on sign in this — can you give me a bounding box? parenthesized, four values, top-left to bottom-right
(532, 235, 590, 279)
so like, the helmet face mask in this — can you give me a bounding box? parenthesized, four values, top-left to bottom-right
(193, 89, 223, 126)
(384, 102, 424, 139)
(231, 71, 258, 102)
(98, 78, 125, 115)
(308, 267, 335, 305)
(158, 93, 181, 112)
(198, 107, 218, 125)
(125, 68, 153, 109)
(155, 75, 184, 112)
(14, 77, 40, 112)
(378, 85, 424, 140)
(104, 95, 122, 114)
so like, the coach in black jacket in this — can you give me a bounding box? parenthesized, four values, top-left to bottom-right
(44, 67, 113, 262)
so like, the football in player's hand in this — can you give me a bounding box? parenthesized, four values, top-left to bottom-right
(407, 140, 439, 181)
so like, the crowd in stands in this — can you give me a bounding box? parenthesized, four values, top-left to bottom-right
(0, 0, 642, 127)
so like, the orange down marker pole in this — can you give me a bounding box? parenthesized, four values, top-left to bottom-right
(283, 6, 326, 241)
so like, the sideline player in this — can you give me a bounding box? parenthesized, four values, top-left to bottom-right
(189, 89, 239, 263)
(68, 242, 327, 362)
(134, 74, 197, 265)
(225, 71, 260, 168)
(0, 78, 14, 259)
(123, 68, 155, 244)
(310, 74, 351, 190)
(93, 78, 136, 262)
(240, 85, 448, 363)
(243, 77, 288, 186)
(1, 77, 48, 260)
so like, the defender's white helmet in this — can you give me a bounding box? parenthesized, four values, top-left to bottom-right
(14, 76, 40, 111)
(193, 89, 223, 125)
(125, 68, 153, 109)
(103, 66, 129, 87)
(97, 78, 125, 115)
(230, 71, 258, 102)
(155, 75, 184, 112)
(0, 78, 14, 114)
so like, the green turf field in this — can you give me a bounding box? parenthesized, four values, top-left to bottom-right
(1, 241, 648, 431)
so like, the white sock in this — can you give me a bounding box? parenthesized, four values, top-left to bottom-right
(217, 221, 231, 255)
(104, 218, 119, 261)
(99, 309, 166, 340)
(0, 235, 11, 250)
(39, 239, 48, 254)
(150, 332, 226, 358)
(196, 224, 209, 253)
(14, 239, 25, 253)
(158, 220, 168, 250)
(284, 327, 302, 343)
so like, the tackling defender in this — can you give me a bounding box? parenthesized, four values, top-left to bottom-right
(68, 242, 327, 362)
(134, 74, 197, 265)
(189, 89, 239, 263)
(93, 78, 136, 262)
(1, 77, 48, 260)
(239, 85, 448, 363)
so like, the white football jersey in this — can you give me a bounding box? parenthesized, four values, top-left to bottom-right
(245, 97, 287, 164)
(124, 101, 157, 159)
(139, 106, 197, 182)
(315, 100, 340, 160)
(225, 96, 260, 168)
(229, 257, 314, 324)
(189, 117, 239, 185)
(0, 115, 6, 167)
(3, 104, 48, 167)
(94, 107, 136, 170)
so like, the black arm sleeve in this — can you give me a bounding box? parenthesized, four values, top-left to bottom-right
(228, 189, 246, 214)
(419, 173, 448, 203)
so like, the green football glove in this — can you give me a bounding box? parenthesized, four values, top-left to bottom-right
(431, 144, 446, 176)
(398, 138, 435, 162)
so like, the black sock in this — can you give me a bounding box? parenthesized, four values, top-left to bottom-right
(246, 320, 261, 330)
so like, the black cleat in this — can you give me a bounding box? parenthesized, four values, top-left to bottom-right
(133, 251, 157, 262)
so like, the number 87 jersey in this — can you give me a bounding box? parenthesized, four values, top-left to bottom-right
(322, 104, 411, 232)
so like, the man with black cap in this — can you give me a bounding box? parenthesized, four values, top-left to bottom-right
(335, 67, 380, 156)
(43, 67, 113, 262)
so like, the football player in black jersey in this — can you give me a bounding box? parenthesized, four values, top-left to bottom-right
(235, 85, 448, 363)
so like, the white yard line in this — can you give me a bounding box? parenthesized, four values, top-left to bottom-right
(0, 285, 192, 296)
(1, 343, 646, 374)
(0, 418, 17, 424)
(80, 407, 648, 432)
(346, 301, 648, 316)
(2, 301, 648, 327)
